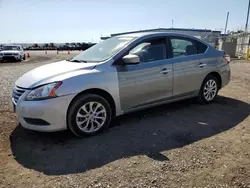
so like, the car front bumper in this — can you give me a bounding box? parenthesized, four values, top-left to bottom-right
(0, 55, 21, 61)
(14, 94, 76, 132)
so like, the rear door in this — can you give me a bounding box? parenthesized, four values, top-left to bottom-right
(169, 37, 208, 96)
(115, 37, 173, 112)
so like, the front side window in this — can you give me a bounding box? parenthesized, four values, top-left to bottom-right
(129, 38, 166, 63)
(71, 36, 136, 62)
(170, 38, 198, 58)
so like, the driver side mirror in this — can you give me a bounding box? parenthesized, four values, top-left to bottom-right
(122, 54, 140, 65)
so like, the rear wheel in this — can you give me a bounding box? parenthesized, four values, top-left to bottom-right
(198, 75, 219, 104)
(67, 94, 112, 137)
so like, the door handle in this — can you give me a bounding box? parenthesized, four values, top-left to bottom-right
(198, 63, 207, 68)
(160, 68, 171, 74)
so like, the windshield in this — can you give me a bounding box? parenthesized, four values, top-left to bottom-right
(71, 36, 136, 62)
(2, 46, 21, 51)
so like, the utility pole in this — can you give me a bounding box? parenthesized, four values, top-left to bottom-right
(172, 19, 174, 28)
(245, 0, 250, 30)
(246, 0, 250, 60)
(224, 12, 229, 34)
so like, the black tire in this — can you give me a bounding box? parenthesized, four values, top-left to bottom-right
(67, 94, 112, 137)
(23, 54, 26, 60)
(198, 75, 219, 104)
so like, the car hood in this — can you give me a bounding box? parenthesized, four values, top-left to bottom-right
(15, 60, 98, 88)
(1, 50, 20, 53)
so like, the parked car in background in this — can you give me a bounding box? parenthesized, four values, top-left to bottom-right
(12, 32, 230, 137)
(0, 45, 25, 62)
(57, 45, 80, 51)
(57, 43, 96, 51)
(24, 46, 33, 50)
(56, 45, 71, 51)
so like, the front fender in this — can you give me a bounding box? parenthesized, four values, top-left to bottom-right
(56, 65, 122, 116)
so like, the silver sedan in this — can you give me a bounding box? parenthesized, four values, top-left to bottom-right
(12, 32, 230, 137)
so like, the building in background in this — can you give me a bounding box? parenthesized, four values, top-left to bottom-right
(101, 28, 221, 46)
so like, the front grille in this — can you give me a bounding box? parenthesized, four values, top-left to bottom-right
(12, 86, 27, 104)
(4, 53, 13, 56)
(2, 56, 16, 61)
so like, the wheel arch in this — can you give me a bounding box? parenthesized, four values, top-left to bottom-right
(204, 71, 222, 89)
(67, 88, 116, 118)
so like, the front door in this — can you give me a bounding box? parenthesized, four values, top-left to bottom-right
(115, 37, 173, 112)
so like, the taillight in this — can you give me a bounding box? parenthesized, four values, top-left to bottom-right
(224, 54, 231, 63)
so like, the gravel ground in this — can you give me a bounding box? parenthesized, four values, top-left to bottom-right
(0, 54, 250, 188)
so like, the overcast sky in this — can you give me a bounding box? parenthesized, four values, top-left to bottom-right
(0, 0, 249, 43)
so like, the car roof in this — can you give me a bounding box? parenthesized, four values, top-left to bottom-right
(118, 32, 207, 44)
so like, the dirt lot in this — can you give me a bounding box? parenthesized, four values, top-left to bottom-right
(0, 53, 250, 188)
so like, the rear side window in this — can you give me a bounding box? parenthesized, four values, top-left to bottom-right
(196, 41, 208, 54)
(170, 38, 198, 58)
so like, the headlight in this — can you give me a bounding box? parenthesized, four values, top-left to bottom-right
(25, 82, 62, 101)
(0, 53, 3, 56)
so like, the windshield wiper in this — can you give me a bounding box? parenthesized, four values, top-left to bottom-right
(68, 59, 87, 63)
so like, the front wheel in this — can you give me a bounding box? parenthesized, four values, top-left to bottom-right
(67, 94, 112, 137)
(23, 54, 26, 60)
(198, 75, 219, 104)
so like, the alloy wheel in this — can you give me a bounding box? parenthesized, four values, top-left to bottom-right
(76, 101, 107, 133)
(203, 79, 217, 101)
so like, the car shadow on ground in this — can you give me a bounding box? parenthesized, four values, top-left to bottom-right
(10, 96, 250, 175)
